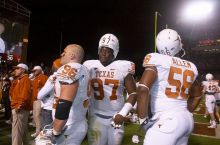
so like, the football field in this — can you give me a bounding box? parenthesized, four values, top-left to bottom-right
(1, 100, 220, 145)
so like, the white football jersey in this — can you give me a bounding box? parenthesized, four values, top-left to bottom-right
(202, 80, 219, 94)
(53, 62, 90, 125)
(215, 86, 220, 100)
(142, 53, 198, 113)
(83, 60, 135, 116)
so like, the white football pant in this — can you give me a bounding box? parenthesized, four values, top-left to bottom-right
(56, 119, 87, 145)
(144, 109, 193, 145)
(88, 115, 124, 145)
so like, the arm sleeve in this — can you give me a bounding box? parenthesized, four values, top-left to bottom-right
(20, 77, 32, 106)
(120, 61, 135, 77)
(37, 79, 53, 100)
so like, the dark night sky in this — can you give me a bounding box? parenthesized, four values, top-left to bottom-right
(14, 0, 220, 75)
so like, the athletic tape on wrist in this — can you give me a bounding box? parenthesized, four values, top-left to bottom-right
(128, 92, 137, 96)
(139, 117, 148, 124)
(118, 102, 133, 117)
(145, 68, 156, 73)
(53, 129, 61, 136)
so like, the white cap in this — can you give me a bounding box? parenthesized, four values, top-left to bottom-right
(32, 66, 42, 71)
(14, 63, 28, 71)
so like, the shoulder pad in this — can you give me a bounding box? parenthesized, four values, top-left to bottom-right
(56, 63, 83, 84)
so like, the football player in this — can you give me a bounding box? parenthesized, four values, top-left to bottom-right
(137, 29, 203, 145)
(36, 44, 89, 145)
(202, 73, 219, 128)
(0, 23, 5, 53)
(37, 58, 61, 128)
(83, 33, 137, 145)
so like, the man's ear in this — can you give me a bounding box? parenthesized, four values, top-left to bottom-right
(70, 53, 75, 60)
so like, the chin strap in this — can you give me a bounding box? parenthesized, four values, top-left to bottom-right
(180, 48, 186, 57)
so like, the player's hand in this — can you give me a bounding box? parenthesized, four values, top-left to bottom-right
(140, 118, 158, 132)
(15, 105, 22, 113)
(35, 125, 66, 145)
(111, 114, 125, 129)
(35, 126, 54, 145)
(15, 108, 21, 113)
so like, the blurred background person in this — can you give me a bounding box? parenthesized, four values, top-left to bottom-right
(0, 22, 5, 53)
(2, 75, 11, 124)
(10, 63, 32, 145)
(31, 65, 48, 137)
(202, 73, 219, 128)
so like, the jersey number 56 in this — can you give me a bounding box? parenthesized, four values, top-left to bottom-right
(165, 66, 194, 100)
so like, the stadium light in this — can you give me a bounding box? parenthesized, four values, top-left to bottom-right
(182, 1, 214, 22)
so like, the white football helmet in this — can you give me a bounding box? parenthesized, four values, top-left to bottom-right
(206, 73, 213, 81)
(156, 29, 183, 56)
(98, 33, 119, 58)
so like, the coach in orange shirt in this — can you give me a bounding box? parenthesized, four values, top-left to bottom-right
(10, 63, 32, 145)
(31, 66, 48, 137)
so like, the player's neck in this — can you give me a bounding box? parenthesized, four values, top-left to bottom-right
(100, 60, 113, 66)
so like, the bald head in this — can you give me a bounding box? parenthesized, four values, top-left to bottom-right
(60, 44, 85, 65)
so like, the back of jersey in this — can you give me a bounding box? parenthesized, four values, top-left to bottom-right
(143, 53, 198, 113)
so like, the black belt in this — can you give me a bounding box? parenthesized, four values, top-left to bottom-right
(42, 109, 52, 112)
(205, 92, 215, 95)
(95, 113, 113, 119)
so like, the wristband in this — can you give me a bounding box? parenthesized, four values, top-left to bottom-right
(138, 84, 149, 91)
(118, 102, 133, 117)
(139, 117, 148, 124)
(53, 129, 61, 136)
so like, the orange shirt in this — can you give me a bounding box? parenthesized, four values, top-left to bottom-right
(9, 74, 32, 110)
(32, 74, 48, 101)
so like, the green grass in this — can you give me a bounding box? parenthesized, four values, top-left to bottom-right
(1, 121, 220, 145)
(189, 135, 220, 145)
(1, 113, 220, 145)
(194, 114, 210, 123)
(80, 123, 220, 145)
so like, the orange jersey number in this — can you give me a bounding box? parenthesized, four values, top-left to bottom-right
(61, 65, 77, 77)
(165, 66, 194, 100)
(91, 78, 119, 100)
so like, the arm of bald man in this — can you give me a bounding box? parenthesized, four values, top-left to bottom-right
(137, 66, 157, 123)
(52, 81, 79, 135)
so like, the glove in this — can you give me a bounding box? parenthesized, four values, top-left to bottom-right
(140, 117, 158, 132)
